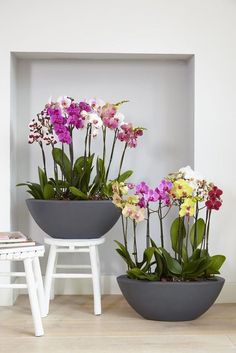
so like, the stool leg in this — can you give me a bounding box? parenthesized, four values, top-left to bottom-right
(24, 258, 44, 337)
(44, 245, 57, 315)
(50, 252, 58, 300)
(96, 246, 102, 294)
(89, 245, 101, 315)
(33, 257, 46, 317)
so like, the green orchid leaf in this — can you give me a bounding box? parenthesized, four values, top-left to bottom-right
(140, 247, 155, 272)
(190, 218, 205, 249)
(30, 183, 44, 199)
(38, 166, 47, 190)
(52, 148, 72, 183)
(19, 182, 43, 199)
(182, 245, 188, 263)
(153, 250, 164, 279)
(115, 240, 136, 269)
(161, 248, 182, 275)
(102, 182, 113, 198)
(90, 157, 105, 195)
(69, 186, 88, 200)
(80, 154, 95, 193)
(170, 217, 186, 253)
(182, 256, 211, 279)
(43, 184, 55, 200)
(73, 156, 85, 186)
(117, 170, 133, 183)
(49, 178, 69, 189)
(150, 238, 158, 248)
(190, 249, 202, 261)
(127, 268, 158, 281)
(206, 255, 226, 276)
(190, 249, 208, 261)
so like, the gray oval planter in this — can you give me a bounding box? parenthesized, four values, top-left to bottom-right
(117, 275, 224, 321)
(26, 199, 120, 239)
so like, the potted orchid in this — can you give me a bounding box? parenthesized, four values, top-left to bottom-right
(18, 97, 144, 239)
(112, 166, 225, 321)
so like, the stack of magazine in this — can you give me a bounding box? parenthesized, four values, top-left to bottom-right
(0, 232, 36, 251)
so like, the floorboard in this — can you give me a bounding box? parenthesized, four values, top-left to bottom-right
(0, 295, 236, 353)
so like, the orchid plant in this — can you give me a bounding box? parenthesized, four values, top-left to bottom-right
(113, 166, 225, 281)
(18, 97, 145, 200)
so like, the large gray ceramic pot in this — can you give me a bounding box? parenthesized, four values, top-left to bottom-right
(117, 275, 224, 321)
(26, 199, 120, 239)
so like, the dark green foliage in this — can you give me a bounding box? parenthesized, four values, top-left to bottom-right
(18, 148, 133, 200)
(115, 237, 226, 282)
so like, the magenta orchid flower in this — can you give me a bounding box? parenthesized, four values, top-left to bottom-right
(144, 189, 159, 203)
(135, 181, 150, 195)
(155, 179, 172, 205)
(117, 123, 143, 148)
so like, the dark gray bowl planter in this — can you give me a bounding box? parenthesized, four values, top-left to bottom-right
(117, 275, 225, 321)
(26, 199, 120, 239)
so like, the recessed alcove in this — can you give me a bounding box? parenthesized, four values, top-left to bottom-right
(10, 53, 194, 292)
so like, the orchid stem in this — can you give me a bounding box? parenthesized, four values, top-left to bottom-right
(39, 142, 47, 179)
(118, 143, 128, 178)
(158, 200, 164, 248)
(201, 209, 209, 252)
(88, 124, 92, 158)
(146, 205, 151, 248)
(105, 128, 118, 182)
(206, 210, 212, 253)
(133, 220, 138, 265)
(121, 215, 128, 252)
(51, 143, 58, 181)
(193, 201, 199, 251)
(102, 126, 106, 166)
(69, 128, 74, 183)
(84, 125, 89, 168)
(186, 220, 189, 259)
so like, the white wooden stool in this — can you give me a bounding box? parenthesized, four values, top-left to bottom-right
(44, 237, 105, 316)
(0, 244, 46, 337)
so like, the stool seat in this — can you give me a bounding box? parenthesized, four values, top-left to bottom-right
(0, 241, 45, 337)
(0, 245, 45, 261)
(44, 236, 105, 247)
(44, 236, 105, 316)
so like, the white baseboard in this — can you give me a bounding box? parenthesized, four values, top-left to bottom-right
(8, 276, 236, 305)
(52, 275, 122, 295)
(51, 279, 236, 304)
(16, 275, 121, 296)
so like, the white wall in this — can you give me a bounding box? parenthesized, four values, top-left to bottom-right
(0, 0, 236, 302)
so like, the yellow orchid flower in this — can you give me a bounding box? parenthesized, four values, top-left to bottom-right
(122, 203, 145, 223)
(112, 193, 123, 208)
(127, 195, 139, 205)
(120, 183, 128, 195)
(179, 198, 196, 217)
(112, 181, 120, 194)
(171, 179, 193, 199)
(112, 181, 128, 195)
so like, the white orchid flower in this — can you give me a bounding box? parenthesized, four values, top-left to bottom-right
(86, 98, 105, 112)
(57, 96, 72, 109)
(114, 112, 125, 125)
(88, 113, 103, 128)
(92, 128, 99, 138)
(179, 166, 203, 181)
(80, 110, 89, 118)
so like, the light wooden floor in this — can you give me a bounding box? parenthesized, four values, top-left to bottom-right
(1, 296, 236, 353)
